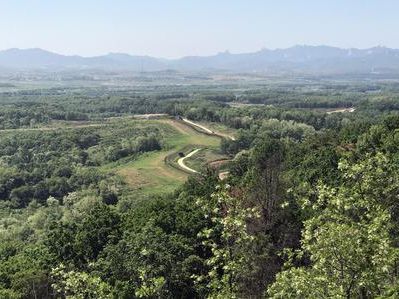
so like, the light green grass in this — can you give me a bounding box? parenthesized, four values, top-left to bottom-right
(113, 119, 222, 196)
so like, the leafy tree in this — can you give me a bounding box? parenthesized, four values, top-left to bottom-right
(134, 268, 166, 298)
(0, 244, 54, 298)
(269, 153, 399, 298)
(195, 184, 260, 298)
(74, 203, 121, 262)
(51, 264, 112, 299)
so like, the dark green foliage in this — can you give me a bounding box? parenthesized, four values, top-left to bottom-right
(0, 243, 55, 298)
(75, 204, 121, 262)
(47, 203, 120, 265)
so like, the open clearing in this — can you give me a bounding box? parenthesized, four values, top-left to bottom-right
(114, 118, 222, 196)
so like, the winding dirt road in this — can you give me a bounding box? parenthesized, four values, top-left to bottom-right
(177, 118, 235, 177)
(177, 148, 201, 173)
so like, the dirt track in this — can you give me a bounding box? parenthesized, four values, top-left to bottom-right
(182, 118, 236, 140)
(177, 148, 201, 173)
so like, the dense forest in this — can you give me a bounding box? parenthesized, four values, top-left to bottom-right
(0, 79, 399, 298)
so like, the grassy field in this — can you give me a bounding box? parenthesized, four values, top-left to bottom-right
(112, 119, 222, 196)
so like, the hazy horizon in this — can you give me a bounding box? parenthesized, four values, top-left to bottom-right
(1, 0, 398, 58)
(1, 44, 397, 59)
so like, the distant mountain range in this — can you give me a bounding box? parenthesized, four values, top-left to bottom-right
(1, 46, 399, 74)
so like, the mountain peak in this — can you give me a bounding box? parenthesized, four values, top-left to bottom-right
(1, 45, 399, 73)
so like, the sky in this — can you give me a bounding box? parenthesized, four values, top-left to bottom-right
(0, 0, 398, 58)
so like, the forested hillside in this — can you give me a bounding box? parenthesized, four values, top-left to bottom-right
(0, 79, 399, 298)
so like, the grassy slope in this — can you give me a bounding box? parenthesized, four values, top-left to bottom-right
(114, 119, 221, 196)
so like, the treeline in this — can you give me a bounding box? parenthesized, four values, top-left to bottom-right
(200, 88, 361, 108)
(0, 107, 50, 129)
(3, 83, 399, 130)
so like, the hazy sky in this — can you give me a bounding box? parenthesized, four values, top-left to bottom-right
(0, 0, 398, 58)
